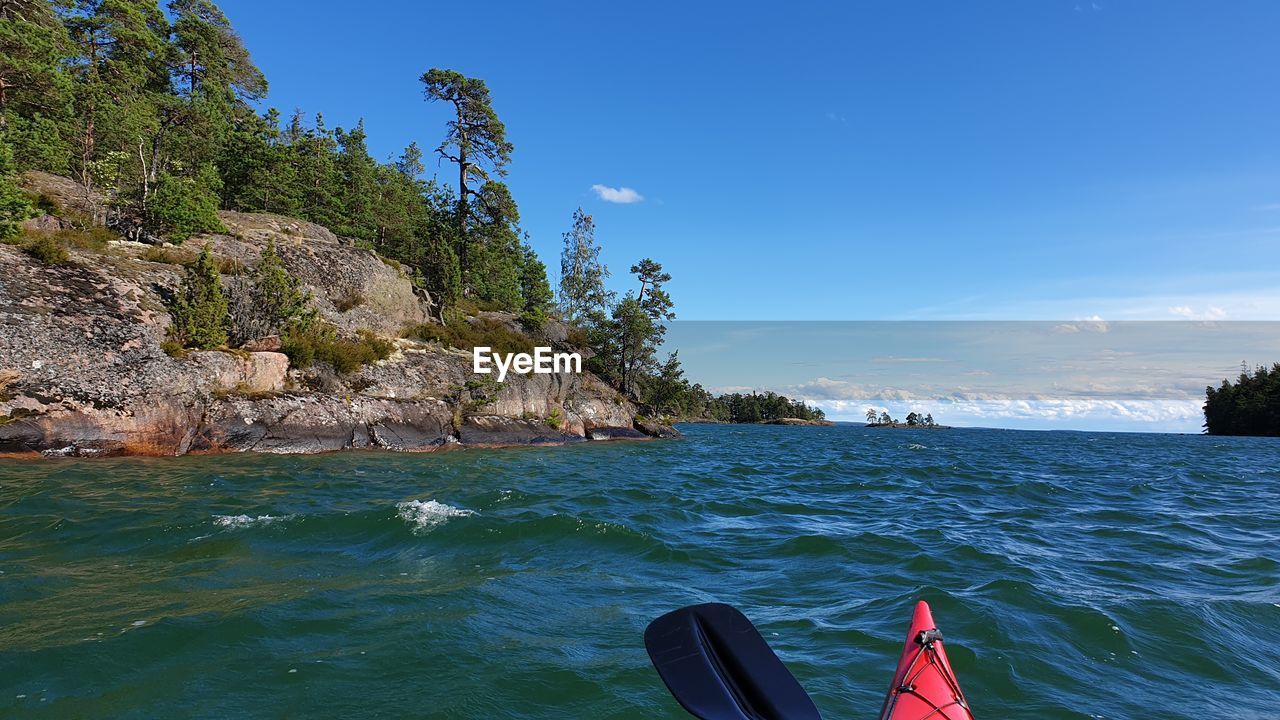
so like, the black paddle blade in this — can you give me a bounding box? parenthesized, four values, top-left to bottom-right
(643, 603, 822, 720)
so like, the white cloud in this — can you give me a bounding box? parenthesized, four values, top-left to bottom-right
(590, 184, 644, 204)
(740, 375, 1206, 432)
(1168, 305, 1227, 321)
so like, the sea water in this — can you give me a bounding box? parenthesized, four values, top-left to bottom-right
(1, 424, 1277, 718)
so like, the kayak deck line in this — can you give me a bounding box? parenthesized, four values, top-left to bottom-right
(878, 601, 975, 720)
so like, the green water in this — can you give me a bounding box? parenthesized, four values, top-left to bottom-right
(1, 425, 1277, 718)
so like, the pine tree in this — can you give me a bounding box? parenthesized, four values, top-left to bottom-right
(395, 141, 424, 179)
(291, 112, 339, 227)
(1203, 363, 1280, 436)
(63, 0, 171, 207)
(424, 232, 461, 309)
(333, 120, 378, 240)
(0, 0, 76, 171)
(420, 68, 512, 272)
(518, 240, 553, 329)
(148, 162, 224, 241)
(167, 0, 267, 103)
(0, 130, 36, 239)
(465, 179, 525, 309)
(558, 208, 610, 322)
(228, 239, 312, 344)
(641, 351, 686, 416)
(169, 243, 229, 349)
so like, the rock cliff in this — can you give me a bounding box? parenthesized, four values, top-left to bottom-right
(0, 173, 668, 456)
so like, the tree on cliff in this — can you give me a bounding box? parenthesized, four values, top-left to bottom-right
(558, 208, 611, 322)
(1204, 363, 1280, 436)
(0, 0, 75, 172)
(420, 69, 512, 270)
(465, 178, 523, 308)
(227, 239, 313, 346)
(518, 240, 553, 329)
(595, 259, 674, 395)
(2, 4, 557, 343)
(168, 243, 228, 349)
(147, 163, 224, 241)
(168, 0, 267, 103)
(640, 351, 687, 416)
(62, 0, 171, 216)
(0, 132, 35, 239)
(167, 0, 267, 203)
(331, 120, 379, 241)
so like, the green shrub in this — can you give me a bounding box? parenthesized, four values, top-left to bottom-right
(54, 226, 114, 251)
(148, 165, 226, 243)
(404, 316, 533, 356)
(280, 325, 321, 368)
(565, 326, 590, 351)
(217, 257, 246, 275)
(228, 240, 314, 346)
(0, 133, 36, 241)
(167, 244, 229, 349)
(546, 407, 563, 429)
(282, 324, 393, 374)
(160, 339, 188, 358)
(459, 376, 501, 410)
(23, 234, 69, 264)
(142, 245, 196, 265)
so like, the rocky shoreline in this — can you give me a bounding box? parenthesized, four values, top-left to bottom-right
(0, 173, 674, 458)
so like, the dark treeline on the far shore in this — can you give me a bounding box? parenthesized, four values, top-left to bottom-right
(1204, 363, 1280, 436)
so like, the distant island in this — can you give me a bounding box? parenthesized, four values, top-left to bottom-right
(864, 409, 949, 429)
(1203, 363, 1279, 436)
(660, 390, 831, 426)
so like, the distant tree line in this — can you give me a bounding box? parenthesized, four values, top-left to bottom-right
(1204, 363, 1280, 436)
(643, 374, 826, 423)
(865, 408, 937, 427)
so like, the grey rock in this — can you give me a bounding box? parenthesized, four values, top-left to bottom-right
(587, 426, 649, 441)
(0, 174, 651, 456)
(459, 415, 585, 446)
(634, 416, 682, 439)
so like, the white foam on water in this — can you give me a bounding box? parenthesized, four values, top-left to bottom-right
(908, 443, 928, 450)
(396, 499, 474, 533)
(213, 514, 287, 529)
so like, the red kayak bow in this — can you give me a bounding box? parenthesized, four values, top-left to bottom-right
(878, 601, 975, 720)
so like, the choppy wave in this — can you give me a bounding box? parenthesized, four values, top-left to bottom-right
(2, 425, 1278, 718)
(395, 499, 475, 533)
(213, 513, 288, 528)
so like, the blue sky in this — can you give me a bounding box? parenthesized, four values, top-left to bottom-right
(215, 1, 1280, 430)
(219, 0, 1280, 323)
